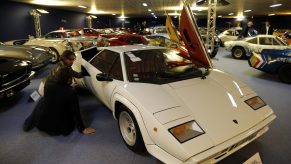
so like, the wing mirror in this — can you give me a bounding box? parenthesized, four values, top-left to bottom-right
(96, 73, 113, 81)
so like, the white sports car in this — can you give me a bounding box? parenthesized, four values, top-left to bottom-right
(73, 2, 276, 163)
(224, 35, 291, 59)
(218, 27, 242, 45)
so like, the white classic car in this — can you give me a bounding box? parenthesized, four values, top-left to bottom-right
(72, 2, 276, 163)
(224, 35, 291, 59)
(218, 27, 242, 46)
(24, 38, 82, 63)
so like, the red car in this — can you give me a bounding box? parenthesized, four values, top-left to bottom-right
(106, 34, 148, 46)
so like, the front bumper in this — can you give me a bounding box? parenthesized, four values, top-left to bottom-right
(146, 113, 276, 164)
(0, 71, 35, 99)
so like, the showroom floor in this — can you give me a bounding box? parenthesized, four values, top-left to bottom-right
(0, 48, 290, 164)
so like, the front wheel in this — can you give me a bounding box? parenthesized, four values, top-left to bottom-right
(118, 108, 145, 152)
(231, 47, 246, 59)
(278, 64, 291, 84)
(49, 47, 59, 64)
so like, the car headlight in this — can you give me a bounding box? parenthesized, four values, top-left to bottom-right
(245, 96, 266, 110)
(169, 120, 205, 143)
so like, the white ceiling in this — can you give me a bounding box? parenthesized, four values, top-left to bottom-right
(11, 0, 291, 18)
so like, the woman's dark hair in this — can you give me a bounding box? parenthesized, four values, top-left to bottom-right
(60, 50, 76, 61)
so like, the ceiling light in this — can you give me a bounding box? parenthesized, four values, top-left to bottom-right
(236, 15, 245, 21)
(198, 9, 202, 12)
(78, 5, 87, 9)
(112, 14, 116, 15)
(244, 10, 252, 12)
(142, 3, 148, 7)
(90, 15, 97, 18)
(218, 15, 222, 18)
(228, 13, 234, 15)
(268, 14, 276, 16)
(269, 4, 282, 8)
(151, 12, 154, 15)
(31, 0, 68, 6)
(118, 15, 127, 19)
(148, 9, 152, 12)
(36, 9, 49, 14)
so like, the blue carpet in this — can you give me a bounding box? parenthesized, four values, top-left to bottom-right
(0, 48, 290, 164)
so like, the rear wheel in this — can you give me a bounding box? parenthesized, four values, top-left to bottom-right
(232, 47, 246, 59)
(118, 106, 145, 152)
(49, 47, 59, 64)
(278, 64, 291, 84)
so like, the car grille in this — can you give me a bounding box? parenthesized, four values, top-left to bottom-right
(2, 67, 28, 86)
(200, 130, 261, 163)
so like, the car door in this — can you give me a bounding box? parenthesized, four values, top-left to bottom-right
(246, 37, 258, 52)
(84, 49, 124, 108)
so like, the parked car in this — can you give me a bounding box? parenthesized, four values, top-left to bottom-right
(43, 29, 97, 49)
(282, 31, 291, 45)
(78, 28, 100, 37)
(218, 27, 242, 46)
(248, 49, 291, 83)
(224, 35, 291, 59)
(106, 34, 148, 46)
(23, 36, 82, 64)
(72, 2, 275, 163)
(0, 53, 34, 99)
(3, 40, 55, 64)
(0, 45, 50, 70)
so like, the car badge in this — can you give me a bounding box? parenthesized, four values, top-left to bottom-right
(233, 120, 238, 124)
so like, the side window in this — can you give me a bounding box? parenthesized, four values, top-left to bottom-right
(272, 38, 281, 45)
(90, 50, 123, 80)
(259, 37, 272, 45)
(247, 38, 258, 44)
(225, 30, 232, 36)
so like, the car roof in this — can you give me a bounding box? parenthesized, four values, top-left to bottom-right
(100, 45, 165, 53)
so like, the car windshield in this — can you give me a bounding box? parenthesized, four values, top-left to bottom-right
(124, 49, 209, 84)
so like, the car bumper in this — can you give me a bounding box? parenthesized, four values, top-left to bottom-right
(146, 113, 276, 164)
(0, 71, 35, 99)
(32, 59, 50, 70)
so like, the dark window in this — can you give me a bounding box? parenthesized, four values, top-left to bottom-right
(127, 37, 143, 44)
(81, 47, 101, 61)
(247, 38, 258, 44)
(259, 37, 273, 45)
(90, 50, 123, 80)
(272, 38, 280, 45)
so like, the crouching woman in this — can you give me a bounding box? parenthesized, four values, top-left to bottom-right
(24, 50, 95, 136)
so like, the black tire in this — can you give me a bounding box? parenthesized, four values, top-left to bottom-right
(209, 47, 219, 58)
(49, 47, 60, 64)
(278, 64, 291, 84)
(117, 106, 145, 153)
(231, 46, 246, 59)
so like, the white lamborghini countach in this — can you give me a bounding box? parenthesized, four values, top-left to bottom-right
(72, 1, 276, 163)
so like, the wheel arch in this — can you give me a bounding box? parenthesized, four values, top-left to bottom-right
(112, 93, 154, 145)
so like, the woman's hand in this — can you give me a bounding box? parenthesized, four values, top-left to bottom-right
(82, 127, 96, 134)
(70, 83, 78, 89)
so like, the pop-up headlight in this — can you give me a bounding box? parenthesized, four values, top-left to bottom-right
(245, 96, 266, 110)
(169, 120, 204, 143)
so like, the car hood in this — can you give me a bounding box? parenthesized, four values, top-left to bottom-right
(126, 69, 273, 145)
(0, 45, 47, 59)
(0, 45, 33, 60)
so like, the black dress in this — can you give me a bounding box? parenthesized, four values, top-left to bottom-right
(24, 61, 86, 136)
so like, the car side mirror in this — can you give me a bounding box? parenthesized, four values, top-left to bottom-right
(96, 73, 113, 81)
